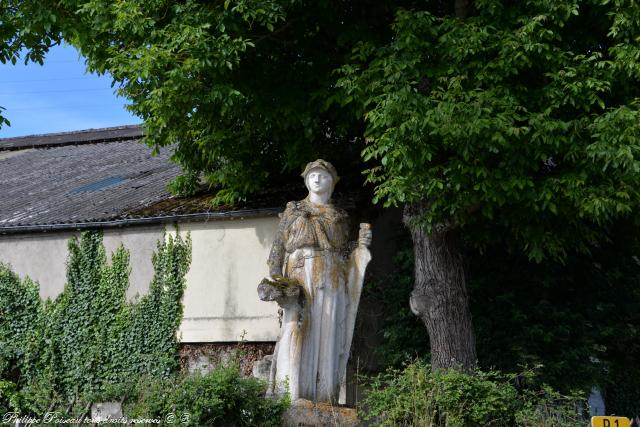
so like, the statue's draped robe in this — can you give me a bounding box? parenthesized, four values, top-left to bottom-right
(268, 199, 353, 402)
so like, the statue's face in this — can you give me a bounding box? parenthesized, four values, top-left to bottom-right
(305, 167, 334, 196)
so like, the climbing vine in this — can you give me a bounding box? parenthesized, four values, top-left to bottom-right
(0, 230, 192, 415)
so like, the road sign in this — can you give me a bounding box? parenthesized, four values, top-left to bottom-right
(591, 416, 631, 427)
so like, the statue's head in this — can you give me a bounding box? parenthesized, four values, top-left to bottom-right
(301, 159, 339, 198)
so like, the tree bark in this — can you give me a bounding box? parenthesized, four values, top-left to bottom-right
(404, 203, 477, 371)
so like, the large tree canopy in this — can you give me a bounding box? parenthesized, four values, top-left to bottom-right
(338, 0, 640, 261)
(3, 0, 638, 257)
(9, 0, 411, 201)
(4, 0, 640, 370)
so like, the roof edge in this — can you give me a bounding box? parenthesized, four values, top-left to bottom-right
(0, 208, 282, 235)
(0, 124, 144, 151)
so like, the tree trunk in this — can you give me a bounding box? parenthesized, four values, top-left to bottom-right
(404, 203, 477, 371)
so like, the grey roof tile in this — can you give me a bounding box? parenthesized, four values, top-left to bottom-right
(0, 129, 182, 227)
(0, 126, 353, 231)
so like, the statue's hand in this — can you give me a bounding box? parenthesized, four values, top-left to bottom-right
(358, 223, 372, 248)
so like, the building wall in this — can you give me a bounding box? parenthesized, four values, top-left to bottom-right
(172, 219, 280, 343)
(0, 216, 281, 343)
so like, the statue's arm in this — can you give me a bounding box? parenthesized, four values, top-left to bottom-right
(267, 203, 292, 277)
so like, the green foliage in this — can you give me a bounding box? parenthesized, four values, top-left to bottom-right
(0, 264, 44, 391)
(2, 0, 409, 201)
(0, 230, 192, 415)
(39, 0, 376, 203)
(8, 1, 640, 260)
(361, 361, 585, 427)
(469, 227, 640, 402)
(3, 0, 640, 262)
(0, 0, 61, 66)
(605, 368, 640, 417)
(167, 171, 202, 197)
(467, 221, 640, 419)
(125, 362, 289, 427)
(0, 232, 286, 424)
(0, 0, 64, 127)
(0, 379, 21, 414)
(337, 1, 640, 261)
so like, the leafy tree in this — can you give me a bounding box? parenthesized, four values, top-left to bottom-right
(337, 0, 640, 369)
(366, 223, 640, 413)
(0, 0, 63, 127)
(34, 0, 403, 202)
(4, 0, 640, 371)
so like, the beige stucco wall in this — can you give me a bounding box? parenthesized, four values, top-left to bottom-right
(0, 216, 281, 343)
(170, 219, 280, 342)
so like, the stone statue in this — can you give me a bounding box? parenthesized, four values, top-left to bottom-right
(258, 159, 372, 404)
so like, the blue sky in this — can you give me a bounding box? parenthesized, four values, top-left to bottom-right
(0, 44, 139, 138)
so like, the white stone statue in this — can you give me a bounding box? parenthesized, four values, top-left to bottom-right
(258, 159, 372, 404)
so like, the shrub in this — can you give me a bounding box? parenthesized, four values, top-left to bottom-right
(125, 361, 289, 427)
(360, 361, 585, 427)
(0, 379, 20, 414)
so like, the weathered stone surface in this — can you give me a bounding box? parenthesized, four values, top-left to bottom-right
(284, 399, 359, 427)
(258, 279, 301, 301)
(186, 354, 215, 375)
(91, 402, 122, 422)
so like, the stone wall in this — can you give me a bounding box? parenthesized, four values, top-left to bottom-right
(179, 342, 276, 377)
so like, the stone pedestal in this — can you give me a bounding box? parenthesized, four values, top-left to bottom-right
(284, 399, 359, 427)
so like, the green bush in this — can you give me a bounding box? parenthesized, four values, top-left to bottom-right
(0, 379, 20, 414)
(360, 361, 585, 427)
(125, 362, 289, 427)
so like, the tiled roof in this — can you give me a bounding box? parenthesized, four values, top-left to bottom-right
(0, 126, 184, 229)
(0, 125, 362, 233)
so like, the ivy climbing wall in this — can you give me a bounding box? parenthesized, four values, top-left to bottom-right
(0, 216, 281, 343)
(0, 231, 191, 412)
